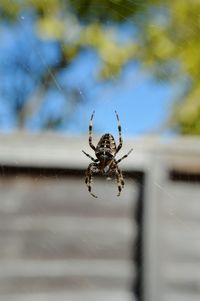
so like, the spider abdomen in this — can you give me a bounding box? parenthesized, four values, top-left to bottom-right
(97, 133, 116, 150)
(95, 133, 116, 166)
(96, 133, 117, 158)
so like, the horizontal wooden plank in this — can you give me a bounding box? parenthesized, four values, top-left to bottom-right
(0, 215, 135, 260)
(0, 216, 135, 234)
(0, 260, 134, 294)
(164, 292, 200, 301)
(0, 290, 134, 301)
(0, 237, 134, 261)
(0, 177, 137, 218)
(161, 184, 200, 224)
(164, 262, 200, 295)
(0, 259, 133, 278)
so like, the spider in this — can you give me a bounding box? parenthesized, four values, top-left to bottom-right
(82, 110, 133, 198)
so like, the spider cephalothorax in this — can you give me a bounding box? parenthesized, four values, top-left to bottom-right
(82, 111, 133, 198)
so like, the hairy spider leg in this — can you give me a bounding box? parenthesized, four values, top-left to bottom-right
(115, 110, 123, 153)
(108, 160, 125, 197)
(117, 148, 133, 164)
(85, 163, 98, 198)
(82, 150, 98, 162)
(89, 110, 96, 151)
(115, 165, 125, 196)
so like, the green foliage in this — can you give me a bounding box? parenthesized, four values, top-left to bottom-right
(68, 0, 143, 23)
(135, 0, 200, 134)
(0, 0, 140, 78)
(1, 0, 200, 134)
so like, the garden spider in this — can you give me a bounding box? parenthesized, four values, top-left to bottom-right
(82, 110, 133, 198)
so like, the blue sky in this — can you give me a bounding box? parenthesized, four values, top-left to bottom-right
(0, 15, 177, 137)
(61, 50, 176, 137)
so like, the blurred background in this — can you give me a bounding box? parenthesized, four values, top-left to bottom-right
(0, 1, 200, 301)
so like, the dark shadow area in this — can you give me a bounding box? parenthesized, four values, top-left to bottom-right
(169, 169, 200, 183)
(125, 171, 145, 301)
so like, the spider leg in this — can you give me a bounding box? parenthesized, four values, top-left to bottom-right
(115, 166, 125, 197)
(109, 160, 124, 197)
(115, 110, 123, 153)
(116, 148, 133, 164)
(89, 110, 96, 151)
(82, 150, 98, 162)
(85, 163, 98, 198)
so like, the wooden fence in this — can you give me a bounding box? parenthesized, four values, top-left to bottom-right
(0, 134, 200, 301)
